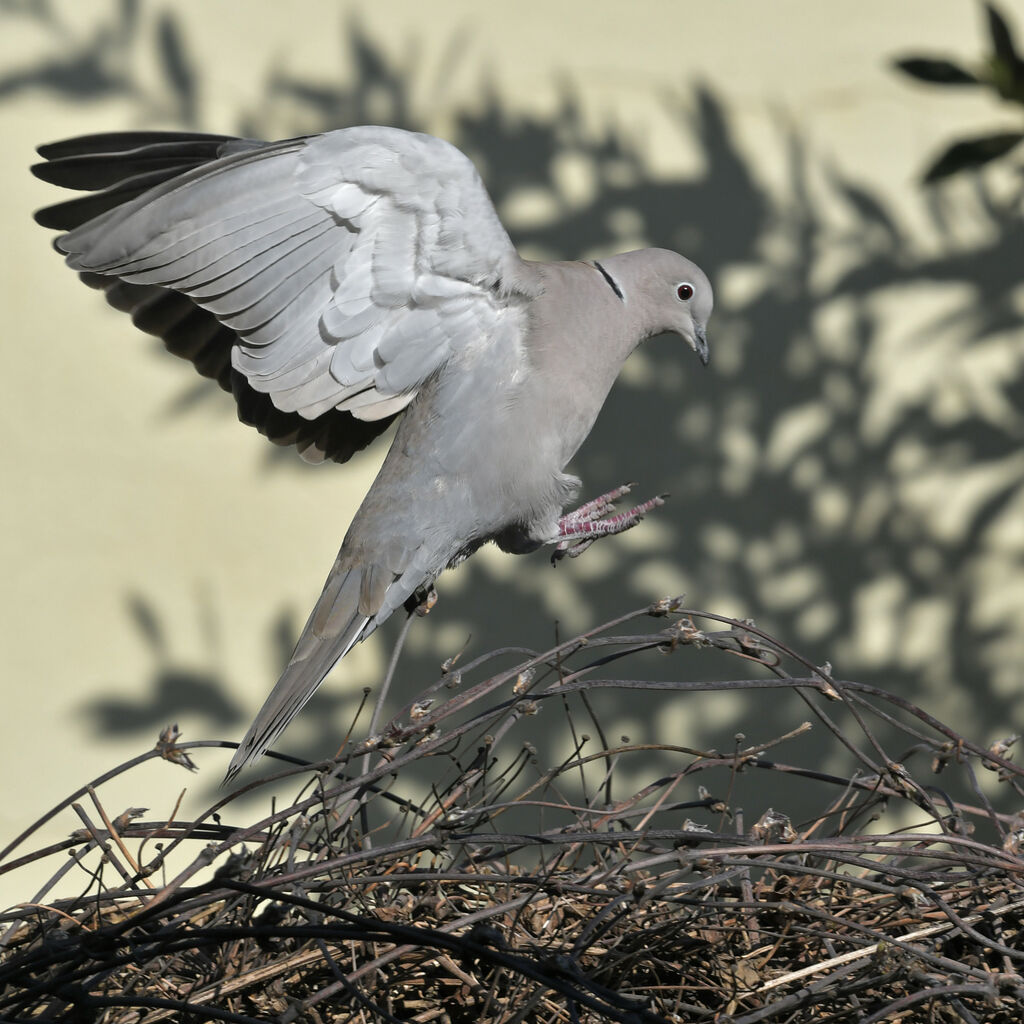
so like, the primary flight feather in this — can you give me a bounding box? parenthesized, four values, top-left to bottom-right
(32, 127, 713, 780)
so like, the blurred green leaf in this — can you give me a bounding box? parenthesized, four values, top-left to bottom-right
(985, 2, 1024, 100)
(892, 57, 979, 85)
(986, 2, 1019, 65)
(896, 5, 1024, 180)
(923, 130, 1024, 181)
(986, 53, 1024, 103)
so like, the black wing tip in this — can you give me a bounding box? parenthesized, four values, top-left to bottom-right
(32, 128, 398, 466)
(32, 205, 63, 230)
(30, 158, 68, 186)
(36, 131, 239, 160)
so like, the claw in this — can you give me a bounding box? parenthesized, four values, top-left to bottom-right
(551, 537, 596, 564)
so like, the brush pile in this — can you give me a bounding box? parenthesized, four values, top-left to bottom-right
(2, 601, 1022, 1022)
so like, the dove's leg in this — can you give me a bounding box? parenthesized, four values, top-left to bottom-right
(552, 488, 666, 563)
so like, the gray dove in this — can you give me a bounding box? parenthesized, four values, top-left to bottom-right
(32, 127, 713, 780)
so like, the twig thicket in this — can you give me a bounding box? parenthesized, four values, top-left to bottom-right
(1, 600, 1023, 1022)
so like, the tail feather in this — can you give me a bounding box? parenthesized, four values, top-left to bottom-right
(225, 566, 373, 782)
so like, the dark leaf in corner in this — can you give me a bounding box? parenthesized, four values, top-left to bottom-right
(985, 2, 1024, 100)
(892, 57, 980, 86)
(986, 3, 1020, 66)
(923, 131, 1024, 181)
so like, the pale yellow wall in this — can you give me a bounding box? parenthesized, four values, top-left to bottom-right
(1, 1, 1020, 907)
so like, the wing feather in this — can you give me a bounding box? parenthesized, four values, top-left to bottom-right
(40, 126, 530, 445)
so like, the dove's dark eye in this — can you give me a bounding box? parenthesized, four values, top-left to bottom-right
(676, 283, 694, 301)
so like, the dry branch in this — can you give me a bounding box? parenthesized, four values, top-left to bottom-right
(1, 601, 1022, 1022)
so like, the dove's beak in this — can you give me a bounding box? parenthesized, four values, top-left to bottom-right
(692, 324, 709, 367)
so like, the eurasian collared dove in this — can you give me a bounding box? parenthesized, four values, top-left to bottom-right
(32, 127, 713, 780)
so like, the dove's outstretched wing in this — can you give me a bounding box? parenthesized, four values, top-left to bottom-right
(34, 127, 526, 462)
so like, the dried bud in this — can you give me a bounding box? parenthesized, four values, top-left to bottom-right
(751, 808, 796, 843)
(681, 819, 712, 835)
(1003, 827, 1024, 856)
(410, 699, 434, 721)
(113, 807, 148, 831)
(649, 595, 684, 616)
(155, 724, 197, 771)
(513, 667, 535, 695)
(989, 735, 1020, 763)
(811, 661, 840, 699)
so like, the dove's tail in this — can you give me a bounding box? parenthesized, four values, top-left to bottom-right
(224, 557, 408, 783)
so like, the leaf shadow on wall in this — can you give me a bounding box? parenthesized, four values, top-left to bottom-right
(9, 6, 1022, 818)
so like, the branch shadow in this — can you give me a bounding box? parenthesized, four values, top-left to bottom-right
(11, 3, 1023, 814)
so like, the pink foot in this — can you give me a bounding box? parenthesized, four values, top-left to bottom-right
(552, 485, 667, 563)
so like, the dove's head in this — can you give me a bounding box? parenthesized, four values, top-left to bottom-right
(604, 248, 713, 366)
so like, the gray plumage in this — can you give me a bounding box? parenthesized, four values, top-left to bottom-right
(32, 127, 713, 780)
